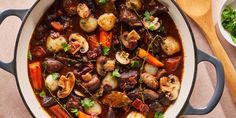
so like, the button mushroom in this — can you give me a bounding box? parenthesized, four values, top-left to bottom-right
(77, 3, 91, 18)
(160, 74, 180, 100)
(141, 73, 159, 90)
(126, 0, 142, 10)
(79, 16, 98, 33)
(115, 51, 130, 65)
(102, 73, 118, 90)
(82, 74, 101, 92)
(45, 74, 59, 92)
(121, 30, 140, 50)
(98, 13, 116, 31)
(57, 72, 76, 98)
(103, 60, 116, 72)
(68, 33, 89, 54)
(46, 35, 67, 52)
(161, 36, 181, 56)
(143, 89, 159, 100)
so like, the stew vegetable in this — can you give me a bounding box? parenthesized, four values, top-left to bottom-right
(28, 0, 184, 118)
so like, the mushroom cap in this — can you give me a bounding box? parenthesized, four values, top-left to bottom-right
(96, 56, 108, 76)
(69, 33, 89, 54)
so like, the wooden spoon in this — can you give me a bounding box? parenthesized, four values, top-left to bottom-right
(176, 0, 236, 103)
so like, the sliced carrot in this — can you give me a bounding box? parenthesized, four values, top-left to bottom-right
(138, 48, 164, 67)
(49, 105, 70, 118)
(29, 61, 43, 90)
(99, 31, 112, 48)
(87, 35, 100, 50)
(51, 21, 64, 31)
(78, 111, 91, 118)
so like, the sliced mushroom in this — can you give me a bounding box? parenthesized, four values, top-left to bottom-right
(160, 74, 180, 100)
(127, 111, 145, 118)
(69, 33, 89, 54)
(141, 73, 158, 90)
(96, 56, 108, 76)
(126, 0, 142, 10)
(102, 73, 118, 89)
(121, 30, 140, 50)
(57, 72, 76, 98)
(77, 3, 91, 18)
(46, 35, 67, 52)
(74, 89, 85, 97)
(45, 74, 59, 92)
(81, 72, 93, 82)
(115, 51, 130, 65)
(79, 16, 98, 33)
(82, 74, 101, 92)
(98, 13, 116, 31)
(142, 16, 161, 31)
(161, 36, 181, 56)
(102, 91, 132, 108)
(85, 101, 102, 115)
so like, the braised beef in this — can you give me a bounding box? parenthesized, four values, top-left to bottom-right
(119, 6, 142, 27)
(43, 58, 64, 73)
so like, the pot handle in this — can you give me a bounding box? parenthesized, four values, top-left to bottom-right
(182, 49, 225, 115)
(0, 9, 28, 74)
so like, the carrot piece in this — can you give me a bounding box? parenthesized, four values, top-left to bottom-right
(49, 105, 70, 118)
(99, 31, 112, 48)
(138, 48, 164, 67)
(78, 111, 91, 118)
(29, 61, 43, 90)
(87, 35, 100, 50)
(51, 21, 64, 31)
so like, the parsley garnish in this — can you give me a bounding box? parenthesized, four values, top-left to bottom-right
(112, 69, 121, 78)
(39, 91, 46, 98)
(131, 60, 140, 68)
(144, 11, 151, 21)
(154, 112, 164, 118)
(51, 73, 60, 80)
(81, 98, 95, 109)
(28, 51, 32, 60)
(222, 6, 236, 44)
(61, 42, 70, 52)
(99, 0, 109, 4)
(70, 108, 79, 116)
(102, 46, 110, 56)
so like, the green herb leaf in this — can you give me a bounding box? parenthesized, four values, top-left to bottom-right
(112, 69, 121, 78)
(61, 42, 70, 52)
(131, 60, 140, 68)
(81, 98, 95, 109)
(51, 73, 60, 80)
(28, 51, 32, 60)
(154, 112, 164, 118)
(39, 91, 46, 98)
(149, 23, 156, 31)
(70, 108, 79, 116)
(99, 0, 108, 4)
(102, 46, 110, 56)
(144, 11, 151, 21)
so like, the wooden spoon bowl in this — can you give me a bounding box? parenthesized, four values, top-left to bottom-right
(176, 0, 236, 103)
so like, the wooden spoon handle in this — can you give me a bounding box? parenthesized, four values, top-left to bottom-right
(202, 26, 236, 102)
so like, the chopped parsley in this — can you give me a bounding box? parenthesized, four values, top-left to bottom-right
(131, 60, 140, 68)
(28, 51, 32, 60)
(222, 6, 236, 44)
(144, 11, 151, 21)
(61, 42, 70, 52)
(102, 46, 110, 56)
(99, 0, 109, 4)
(70, 108, 79, 116)
(154, 112, 164, 118)
(149, 23, 156, 31)
(39, 91, 46, 98)
(81, 98, 95, 109)
(112, 69, 121, 78)
(51, 73, 60, 80)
